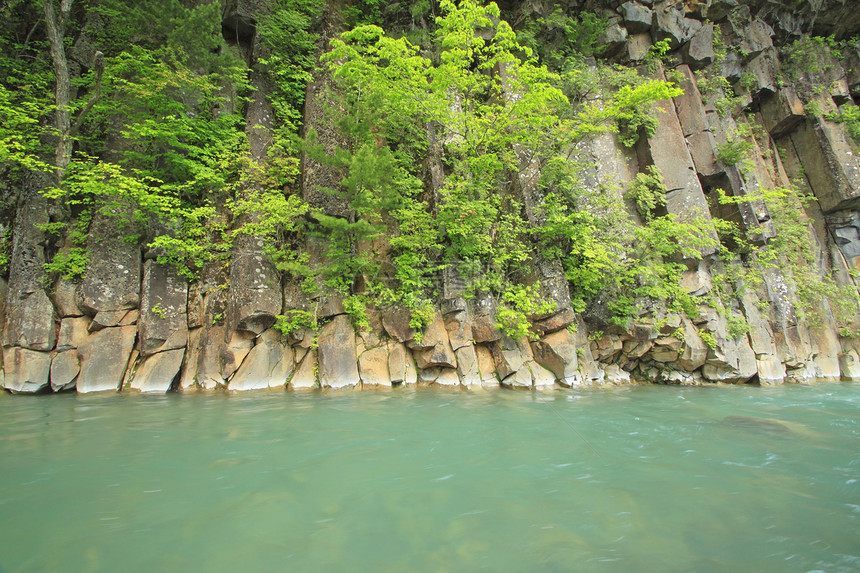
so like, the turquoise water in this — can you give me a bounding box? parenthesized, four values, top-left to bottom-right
(1, 384, 859, 572)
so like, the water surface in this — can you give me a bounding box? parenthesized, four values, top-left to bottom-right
(1, 384, 858, 572)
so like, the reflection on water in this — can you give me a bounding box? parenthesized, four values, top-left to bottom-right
(1, 384, 859, 572)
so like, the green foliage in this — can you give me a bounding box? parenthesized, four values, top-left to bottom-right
(257, 0, 323, 176)
(718, 186, 860, 331)
(41, 211, 91, 281)
(644, 39, 673, 73)
(91, 0, 244, 72)
(726, 315, 751, 339)
(738, 71, 758, 93)
(317, 0, 684, 333)
(495, 283, 557, 340)
(699, 330, 717, 350)
(0, 4, 54, 177)
(625, 166, 667, 222)
(825, 105, 860, 144)
(273, 309, 317, 337)
(516, 8, 607, 69)
(716, 138, 754, 167)
(42, 41, 250, 281)
(613, 79, 682, 147)
(780, 35, 842, 88)
(231, 190, 309, 274)
(408, 300, 436, 342)
(151, 303, 167, 319)
(344, 294, 371, 331)
(43, 248, 89, 281)
(0, 227, 12, 275)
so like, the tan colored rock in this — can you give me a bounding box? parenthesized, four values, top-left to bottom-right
(454, 344, 481, 387)
(533, 307, 576, 336)
(812, 326, 842, 381)
(220, 330, 255, 380)
(756, 355, 786, 385)
(444, 310, 473, 350)
(652, 1, 702, 49)
(78, 210, 141, 315)
(139, 260, 188, 356)
(387, 341, 408, 384)
(621, 1, 652, 33)
(574, 320, 605, 384)
(77, 325, 137, 393)
(229, 330, 294, 391)
(593, 334, 623, 362)
(673, 65, 721, 178)
(2, 347, 52, 393)
(57, 316, 92, 351)
(531, 329, 580, 386)
(131, 348, 185, 393)
(186, 282, 205, 330)
(289, 349, 317, 390)
(640, 65, 718, 256)
(88, 309, 127, 332)
(418, 366, 440, 384)
(760, 87, 805, 138)
(839, 350, 860, 381)
(293, 345, 308, 364)
(357, 312, 382, 349)
(528, 361, 556, 388)
(663, 370, 703, 385)
(490, 336, 528, 380)
(789, 114, 860, 212)
(414, 312, 457, 369)
(679, 318, 708, 372)
(228, 235, 281, 335)
(50, 278, 83, 318)
(469, 293, 501, 343)
(196, 325, 226, 390)
(435, 368, 460, 386)
(627, 32, 651, 62)
(624, 339, 653, 360)
(3, 289, 56, 352)
(317, 314, 360, 389)
(358, 344, 391, 387)
(119, 310, 139, 326)
(680, 261, 712, 296)
(652, 346, 680, 363)
(403, 353, 418, 385)
(180, 328, 201, 390)
(381, 307, 415, 342)
(500, 368, 531, 389)
(604, 364, 631, 385)
(476, 344, 499, 387)
(121, 349, 139, 390)
(681, 22, 714, 69)
(654, 335, 683, 352)
(50, 350, 80, 392)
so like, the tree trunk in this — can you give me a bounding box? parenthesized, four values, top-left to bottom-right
(42, 0, 73, 179)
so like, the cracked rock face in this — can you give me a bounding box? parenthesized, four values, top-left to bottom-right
(3, 0, 860, 394)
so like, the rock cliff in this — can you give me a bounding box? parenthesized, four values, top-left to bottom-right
(2, 0, 860, 393)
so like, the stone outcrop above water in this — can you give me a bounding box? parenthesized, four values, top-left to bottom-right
(3, 0, 860, 395)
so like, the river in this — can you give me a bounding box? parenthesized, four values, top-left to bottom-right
(1, 383, 858, 572)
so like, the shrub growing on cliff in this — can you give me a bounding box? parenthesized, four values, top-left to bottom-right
(625, 166, 667, 222)
(310, 0, 684, 331)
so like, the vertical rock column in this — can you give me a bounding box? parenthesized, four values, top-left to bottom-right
(228, 38, 283, 338)
(130, 260, 188, 393)
(639, 64, 719, 255)
(74, 208, 140, 393)
(2, 175, 56, 393)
